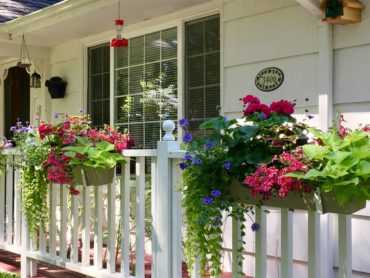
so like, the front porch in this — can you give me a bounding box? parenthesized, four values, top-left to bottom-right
(0, 122, 364, 278)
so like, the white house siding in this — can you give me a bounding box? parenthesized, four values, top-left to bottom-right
(48, 41, 84, 122)
(221, 0, 370, 277)
(38, 0, 370, 276)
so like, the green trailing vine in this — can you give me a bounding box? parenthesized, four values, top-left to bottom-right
(20, 142, 50, 239)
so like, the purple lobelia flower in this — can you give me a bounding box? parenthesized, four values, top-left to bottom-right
(179, 118, 189, 129)
(251, 223, 260, 232)
(183, 133, 192, 144)
(184, 154, 192, 161)
(204, 142, 215, 148)
(202, 197, 214, 205)
(210, 190, 221, 197)
(179, 162, 188, 170)
(192, 157, 202, 165)
(223, 162, 231, 170)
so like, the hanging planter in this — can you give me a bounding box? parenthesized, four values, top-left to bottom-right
(72, 166, 115, 186)
(45, 76, 67, 99)
(229, 179, 366, 214)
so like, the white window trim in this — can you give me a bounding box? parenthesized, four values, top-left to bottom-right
(83, 0, 223, 139)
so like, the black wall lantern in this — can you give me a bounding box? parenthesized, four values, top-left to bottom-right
(30, 71, 41, 88)
(45, 76, 67, 99)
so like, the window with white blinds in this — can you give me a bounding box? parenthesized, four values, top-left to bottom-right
(88, 43, 110, 128)
(114, 27, 177, 149)
(185, 15, 220, 135)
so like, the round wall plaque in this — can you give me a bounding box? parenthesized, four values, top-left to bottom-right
(255, 67, 284, 92)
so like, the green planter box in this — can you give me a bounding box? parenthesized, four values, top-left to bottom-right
(229, 179, 366, 214)
(73, 166, 115, 186)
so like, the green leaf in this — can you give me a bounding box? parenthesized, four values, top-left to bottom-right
(326, 151, 351, 164)
(237, 125, 258, 140)
(199, 116, 226, 130)
(332, 178, 359, 187)
(302, 145, 329, 160)
(63, 145, 89, 154)
(356, 161, 370, 177)
(76, 136, 92, 146)
(340, 155, 359, 169)
(303, 169, 325, 179)
(63, 151, 76, 158)
(324, 164, 348, 179)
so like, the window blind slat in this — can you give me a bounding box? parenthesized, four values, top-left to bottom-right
(88, 43, 110, 127)
(114, 27, 178, 150)
(185, 15, 220, 134)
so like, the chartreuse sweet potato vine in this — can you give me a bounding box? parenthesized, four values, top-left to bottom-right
(288, 126, 370, 205)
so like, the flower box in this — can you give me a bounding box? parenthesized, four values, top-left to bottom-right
(229, 179, 366, 214)
(73, 166, 115, 186)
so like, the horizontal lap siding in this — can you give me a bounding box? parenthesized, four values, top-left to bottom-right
(222, 0, 370, 276)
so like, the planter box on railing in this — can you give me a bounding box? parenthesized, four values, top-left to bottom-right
(73, 166, 115, 186)
(229, 179, 366, 214)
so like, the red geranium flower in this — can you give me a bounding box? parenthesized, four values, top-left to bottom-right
(270, 100, 294, 115)
(38, 123, 54, 139)
(242, 95, 260, 105)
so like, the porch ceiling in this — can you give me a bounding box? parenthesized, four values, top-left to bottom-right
(0, 0, 213, 48)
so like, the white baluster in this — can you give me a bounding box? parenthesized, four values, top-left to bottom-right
(135, 156, 146, 277)
(120, 161, 130, 276)
(107, 180, 116, 273)
(338, 214, 352, 278)
(255, 207, 267, 278)
(281, 208, 293, 278)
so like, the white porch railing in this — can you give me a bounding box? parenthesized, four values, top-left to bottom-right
(0, 120, 359, 278)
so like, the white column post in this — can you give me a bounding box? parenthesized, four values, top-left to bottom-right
(318, 20, 335, 278)
(154, 120, 179, 278)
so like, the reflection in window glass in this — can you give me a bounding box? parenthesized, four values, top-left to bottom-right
(115, 27, 178, 149)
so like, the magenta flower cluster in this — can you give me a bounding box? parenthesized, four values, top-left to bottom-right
(243, 151, 311, 199)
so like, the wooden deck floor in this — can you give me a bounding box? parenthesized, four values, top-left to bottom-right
(0, 249, 244, 277)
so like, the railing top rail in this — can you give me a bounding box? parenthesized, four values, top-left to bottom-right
(168, 150, 186, 159)
(122, 149, 157, 157)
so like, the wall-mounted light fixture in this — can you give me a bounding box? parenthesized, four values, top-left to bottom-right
(30, 71, 41, 88)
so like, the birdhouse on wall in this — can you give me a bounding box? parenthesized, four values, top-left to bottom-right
(321, 0, 365, 24)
